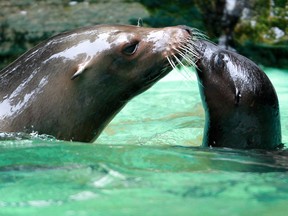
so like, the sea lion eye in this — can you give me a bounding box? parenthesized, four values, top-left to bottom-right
(215, 53, 225, 68)
(122, 42, 139, 55)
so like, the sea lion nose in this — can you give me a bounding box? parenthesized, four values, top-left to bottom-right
(178, 25, 193, 35)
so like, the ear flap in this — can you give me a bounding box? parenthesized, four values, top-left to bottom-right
(235, 87, 242, 105)
(137, 18, 143, 27)
(71, 68, 84, 80)
(71, 61, 90, 80)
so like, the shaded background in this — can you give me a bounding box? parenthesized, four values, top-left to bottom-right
(0, 0, 287, 70)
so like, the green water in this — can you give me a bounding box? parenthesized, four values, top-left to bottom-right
(1, 68, 288, 216)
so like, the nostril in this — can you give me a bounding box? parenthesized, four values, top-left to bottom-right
(178, 25, 192, 35)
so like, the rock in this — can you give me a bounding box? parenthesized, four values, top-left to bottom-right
(0, 0, 287, 69)
(0, 0, 148, 70)
(139, 0, 288, 68)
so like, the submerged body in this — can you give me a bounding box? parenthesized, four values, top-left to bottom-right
(0, 24, 191, 142)
(194, 39, 282, 150)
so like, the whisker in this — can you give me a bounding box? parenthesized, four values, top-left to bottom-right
(166, 28, 209, 86)
(173, 47, 197, 68)
(190, 28, 208, 40)
(172, 54, 196, 81)
(180, 43, 200, 65)
(0, 69, 10, 79)
(166, 56, 179, 71)
(179, 44, 199, 58)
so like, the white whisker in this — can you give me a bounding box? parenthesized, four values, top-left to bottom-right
(166, 27, 208, 85)
(173, 54, 196, 81)
(179, 44, 199, 58)
(190, 28, 208, 40)
(166, 56, 179, 71)
(173, 47, 197, 67)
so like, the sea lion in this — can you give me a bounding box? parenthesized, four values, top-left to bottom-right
(192, 39, 282, 150)
(0, 24, 193, 142)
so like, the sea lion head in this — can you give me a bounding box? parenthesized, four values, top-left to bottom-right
(66, 24, 193, 95)
(192, 39, 281, 149)
(0, 24, 195, 142)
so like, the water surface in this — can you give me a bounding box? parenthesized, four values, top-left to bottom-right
(1, 67, 288, 216)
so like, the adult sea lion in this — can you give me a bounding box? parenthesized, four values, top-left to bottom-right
(191, 39, 282, 150)
(193, 39, 283, 150)
(0, 24, 193, 142)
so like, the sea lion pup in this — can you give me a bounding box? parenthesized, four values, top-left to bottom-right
(169, 33, 282, 150)
(0, 24, 193, 142)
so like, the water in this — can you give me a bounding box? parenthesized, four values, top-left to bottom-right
(0, 67, 288, 216)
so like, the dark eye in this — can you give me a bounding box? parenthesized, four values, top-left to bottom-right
(122, 42, 139, 55)
(215, 53, 225, 68)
